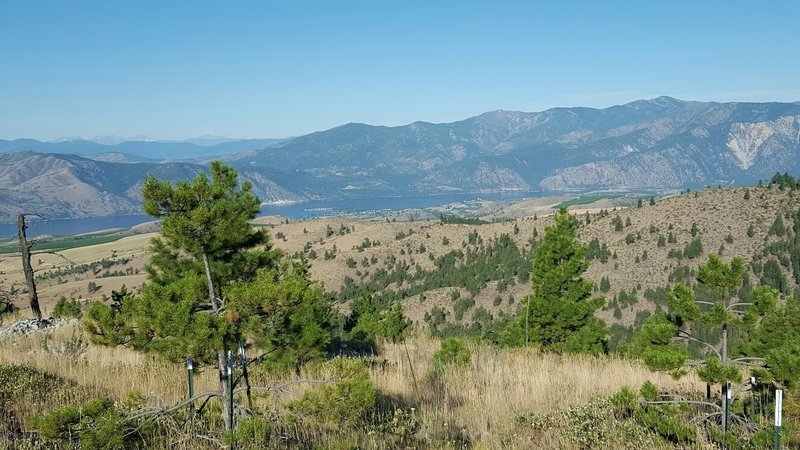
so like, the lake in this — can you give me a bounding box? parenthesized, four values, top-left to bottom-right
(258, 191, 537, 219)
(0, 191, 537, 238)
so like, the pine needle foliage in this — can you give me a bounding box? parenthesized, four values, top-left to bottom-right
(505, 208, 607, 354)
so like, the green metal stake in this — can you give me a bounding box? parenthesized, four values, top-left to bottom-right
(187, 357, 195, 417)
(775, 389, 783, 450)
(227, 350, 234, 430)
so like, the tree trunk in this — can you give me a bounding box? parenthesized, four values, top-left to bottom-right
(18, 215, 42, 319)
(202, 250, 231, 431)
(201, 251, 218, 312)
(524, 296, 530, 348)
(721, 323, 728, 365)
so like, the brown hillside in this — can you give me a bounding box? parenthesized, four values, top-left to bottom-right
(2, 186, 797, 332)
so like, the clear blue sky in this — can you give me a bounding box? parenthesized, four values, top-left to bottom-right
(1, 1, 799, 141)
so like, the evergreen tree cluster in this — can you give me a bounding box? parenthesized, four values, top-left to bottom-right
(769, 171, 799, 190)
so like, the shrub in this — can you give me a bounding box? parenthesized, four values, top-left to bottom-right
(609, 387, 636, 417)
(0, 293, 17, 319)
(682, 238, 703, 259)
(32, 397, 142, 449)
(287, 358, 376, 428)
(224, 416, 272, 449)
(667, 249, 683, 259)
(453, 297, 475, 321)
(432, 338, 471, 368)
(53, 297, 82, 319)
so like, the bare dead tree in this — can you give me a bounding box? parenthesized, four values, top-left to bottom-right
(18, 214, 42, 319)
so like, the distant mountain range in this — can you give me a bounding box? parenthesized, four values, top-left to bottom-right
(2, 97, 800, 222)
(0, 138, 286, 162)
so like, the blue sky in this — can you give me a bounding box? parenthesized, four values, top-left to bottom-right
(1, 1, 799, 141)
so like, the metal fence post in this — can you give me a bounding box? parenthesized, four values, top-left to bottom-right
(238, 341, 252, 410)
(187, 357, 195, 417)
(750, 377, 756, 422)
(227, 350, 235, 430)
(775, 389, 783, 450)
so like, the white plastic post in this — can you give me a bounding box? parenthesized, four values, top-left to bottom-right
(775, 389, 783, 450)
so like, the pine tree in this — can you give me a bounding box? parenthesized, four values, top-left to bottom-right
(612, 216, 623, 231)
(769, 215, 786, 237)
(506, 208, 607, 353)
(84, 162, 331, 430)
(668, 231, 677, 244)
(632, 254, 778, 425)
(599, 276, 611, 293)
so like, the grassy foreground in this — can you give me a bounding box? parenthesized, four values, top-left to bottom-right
(0, 322, 703, 449)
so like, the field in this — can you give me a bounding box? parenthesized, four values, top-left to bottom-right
(0, 321, 699, 449)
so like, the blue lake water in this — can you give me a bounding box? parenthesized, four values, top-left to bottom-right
(0, 215, 153, 239)
(258, 191, 537, 219)
(0, 191, 537, 238)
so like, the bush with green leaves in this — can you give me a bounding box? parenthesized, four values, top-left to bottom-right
(608, 380, 789, 448)
(432, 338, 471, 368)
(346, 294, 411, 345)
(682, 237, 703, 259)
(0, 292, 17, 319)
(453, 297, 475, 321)
(224, 416, 272, 449)
(31, 398, 147, 449)
(286, 358, 376, 428)
(53, 296, 82, 319)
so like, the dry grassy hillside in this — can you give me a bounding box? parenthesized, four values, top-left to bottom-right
(262, 186, 800, 330)
(2, 186, 798, 333)
(0, 234, 152, 319)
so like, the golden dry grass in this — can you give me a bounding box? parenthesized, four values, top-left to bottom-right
(0, 323, 218, 404)
(0, 322, 701, 448)
(0, 323, 700, 448)
(373, 336, 700, 446)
